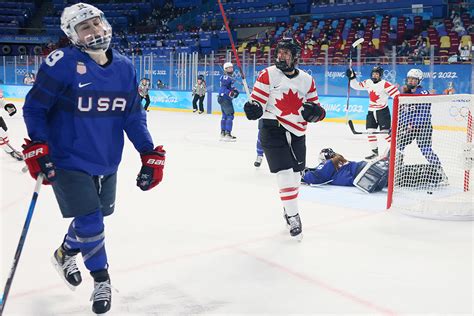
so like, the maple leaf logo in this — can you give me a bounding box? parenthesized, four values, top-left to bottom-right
(274, 89, 303, 116)
(369, 90, 380, 103)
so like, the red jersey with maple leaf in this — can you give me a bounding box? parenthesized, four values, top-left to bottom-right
(350, 78, 399, 111)
(250, 65, 318, 137)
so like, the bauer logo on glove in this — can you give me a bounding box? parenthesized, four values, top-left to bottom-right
(137, 145, 166, 191)
(22, 138, 56, 184)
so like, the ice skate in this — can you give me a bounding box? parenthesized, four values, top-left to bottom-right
(51, 245, 82, 290)
(90, 270, 112, 314)
(435, 167, 449, 186)
(254, 155, 263, 167)
(219, 130, 226, 141)
(284, 212, 303, 241)
(223, 131, 237, 142)
(365, 148, 379, 160)
(198, 110, 204, 114)
(193, 109, 198, 113)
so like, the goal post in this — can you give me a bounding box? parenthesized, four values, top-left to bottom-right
(387, 94, 473, 220)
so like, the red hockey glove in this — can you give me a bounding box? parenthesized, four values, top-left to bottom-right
(136, 145, 166, 191)
(22, 139, 56, 185)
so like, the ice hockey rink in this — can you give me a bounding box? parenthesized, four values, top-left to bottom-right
(1, 108, 472, 315)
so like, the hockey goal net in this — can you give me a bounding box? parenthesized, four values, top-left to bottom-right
(387, 94, 473, 220)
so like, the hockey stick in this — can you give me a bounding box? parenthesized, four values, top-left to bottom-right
(217, 0, 251, 97)
(301, 179, 334, 187)
(0, 174, 44, 315)
(345, 38, 364, 124)
(348, 120, 390, 135)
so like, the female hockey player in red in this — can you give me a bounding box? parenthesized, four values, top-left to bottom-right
(21, 3, 165, 314)
(244, 38, 326, 240)
(346, 66, 400, 159)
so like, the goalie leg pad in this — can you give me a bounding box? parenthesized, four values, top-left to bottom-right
(353, 158, 389, 193)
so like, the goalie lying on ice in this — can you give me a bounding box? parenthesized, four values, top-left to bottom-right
(301, 148, 388, 193)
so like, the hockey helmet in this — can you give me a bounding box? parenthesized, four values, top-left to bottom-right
(319, 148, 336, 163)
(223, 62, 234, 74)
(370, 66, 383, 83)
(61, 3, 112, 53)
(4, 103, 17, 116)
(275, 37, 301, 73)
(197, 74, 204, 81)
(406, 68, 423, 89)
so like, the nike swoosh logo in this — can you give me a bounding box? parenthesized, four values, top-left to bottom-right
(78, 82, 92, 88)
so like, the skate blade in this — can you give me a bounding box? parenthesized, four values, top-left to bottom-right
(51, 256, 78, 291)
(291, 233, 303, 242)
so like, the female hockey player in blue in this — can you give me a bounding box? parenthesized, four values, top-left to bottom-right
(302, 148, 389, 193)
(397, 68, 447, 184)
(21, 3, 165, 314)
(218, 62, 239, 141)
(399, 69, 444, 166)
(302, 148, 367, 186)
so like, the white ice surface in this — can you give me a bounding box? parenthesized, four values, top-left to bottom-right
(1, 109, 473, 315)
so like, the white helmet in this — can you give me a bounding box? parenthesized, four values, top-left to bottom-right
(223, 62, 233, 70)
(406, 68, 423, 82)
(61, 3, 112, 53)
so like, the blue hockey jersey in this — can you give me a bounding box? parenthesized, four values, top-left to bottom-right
(218, 74, 236, 101)
(400, 86, 431, 128)
(303, 160, 366, 186)
(23, 47, 154, 176)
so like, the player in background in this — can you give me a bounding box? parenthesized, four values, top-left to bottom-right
(254, 120, 264, 167)
(0, 91, 23, 160)
(346, 66, 399, 159)
(21, 3, 165, 314)
(138, 78, 151, 112)
(443, 81, 455, 95)
(192, 74, 206, 114)
(243, 38, 326, 240)
(397, 68, 446, 181)
(218, 62, 239, 141)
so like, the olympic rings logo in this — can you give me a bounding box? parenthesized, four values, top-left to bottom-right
(449, 104, 471, 121)
(16, 68, 27, 75)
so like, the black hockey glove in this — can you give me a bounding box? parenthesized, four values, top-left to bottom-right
(244, 100, 263, 120)
(302, 102, 326, 123)
(346, 68, 356, 80)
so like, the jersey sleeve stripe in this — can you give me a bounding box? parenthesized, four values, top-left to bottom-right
(307, 96, 319, 102)
(389, 89, 399, 97)
(253, 86, 270, 97)
(251, 93, 266, 104)
(386, 86, 397, 94)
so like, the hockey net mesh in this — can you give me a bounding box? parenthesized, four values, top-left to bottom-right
(389, 94, 473, 220)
